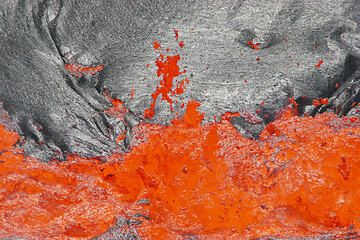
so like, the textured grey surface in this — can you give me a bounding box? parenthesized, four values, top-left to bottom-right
(0, 0, 359, 160)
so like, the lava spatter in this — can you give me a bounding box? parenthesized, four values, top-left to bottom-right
(247, 40, 261, 50)
(153, 41, 161, 50)
(315, 59, 324, 69)
(144, 40, 189, 119)
(313, 98, 329, 107)
(174, 29, 179, 41)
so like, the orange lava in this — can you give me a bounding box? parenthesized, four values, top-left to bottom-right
(174, 29, 179, 41)
(144, 41, 188, 119)
(315, 59, 324, 69)
(172, 78, 190, 95)
(103, 91, 128, 121)
(221, 112, 241, 121)
(64, 64, 104, 77)
(1, 101, 360, 239)
(153, 41, 161, 50)
(179, 41, 185, 48)
(247, 40, 261, 50)
(0, 125, 19, 151)
(313, 98, 329, 107)
(130, 88, 135, 99)
(288, 97, 299, 113)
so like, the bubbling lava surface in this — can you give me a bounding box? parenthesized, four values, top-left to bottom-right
(0, 101, 360, 239)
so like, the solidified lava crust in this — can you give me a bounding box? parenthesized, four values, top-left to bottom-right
(0, 102, 359, 239)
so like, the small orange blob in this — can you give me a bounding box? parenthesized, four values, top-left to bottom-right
(349, 116, 358, 123)
(221, 112, 241, 121)
(288, 97, 299, 114)
(174, 29, 179, 41)
(313, 99, 321, 107)
(313, 98, 328, 107)
(153, 41, 161, 50)
(103, 92, 128, 121)
(320, 98, 329, 105)
(247, 40, 261, 50)
(116, 134, 126, 144)
(315, 59, 324, 69)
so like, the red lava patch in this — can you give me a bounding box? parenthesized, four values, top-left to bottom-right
(313, 98, 329, 107)
(65, 63, 104, 77)
(247, 40, 261, 50)
(315, 59, 324, 69)
(144, 38, 188, 119)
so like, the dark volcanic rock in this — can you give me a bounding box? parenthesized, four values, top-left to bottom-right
(0, 0, 360, 160)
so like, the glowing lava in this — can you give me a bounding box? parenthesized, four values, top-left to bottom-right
(144, 40, 188, 119)
(64, 64, 104, 77)
(0, 102, 360, 239)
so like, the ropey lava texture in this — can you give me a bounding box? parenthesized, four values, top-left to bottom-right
(0, 103, 360, 239)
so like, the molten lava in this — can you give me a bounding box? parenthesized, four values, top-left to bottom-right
(144, 40, 188, 119)
(0, 102, 360, 239)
